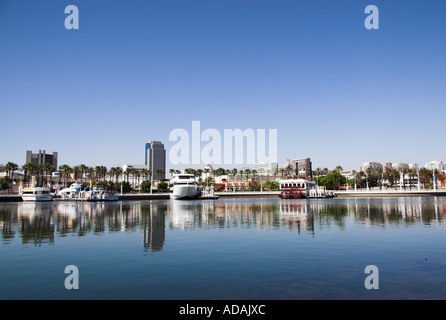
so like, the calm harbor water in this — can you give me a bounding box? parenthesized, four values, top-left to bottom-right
(1, 197, 445, 300)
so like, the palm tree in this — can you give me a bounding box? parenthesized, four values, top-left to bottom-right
(239, 169, 244, 191)
(169, 169, 175, 177)
(140, 169, 149, 182)
(251, 169, 258, 185)
(5, 162, 18, 192)
(73, 165, 81, 182)
(278, 168, 285, 178)
(79, 164, 88, 183)
(22, 162, 36, 186)
(407, 168, 417, 190)
(42, 163, 56, 187)
(285, 165, 293, 176)
(402, 167, 409, 190)
(155, 168, 165, 180)
(58, 164, 69, 187)
(389, 169, 400, 190)
(231, 168, 238, 192)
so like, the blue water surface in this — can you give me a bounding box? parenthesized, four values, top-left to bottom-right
(1, 197, 445, 300)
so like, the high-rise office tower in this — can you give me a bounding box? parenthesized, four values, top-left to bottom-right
(145, 141, 166, 180)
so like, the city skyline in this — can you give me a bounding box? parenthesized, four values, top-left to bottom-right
(1, 1, 445, 170)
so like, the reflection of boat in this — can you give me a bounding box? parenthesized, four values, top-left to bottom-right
(20, 187, 53, 201)
(169, 174, 200, 200)
(279, 178, 336, 199)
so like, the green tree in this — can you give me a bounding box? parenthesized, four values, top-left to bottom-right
(157, 181, 169, 193)
(140, 180, 151, 193)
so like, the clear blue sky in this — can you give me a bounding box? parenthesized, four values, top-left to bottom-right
(1, 0, 445, 171)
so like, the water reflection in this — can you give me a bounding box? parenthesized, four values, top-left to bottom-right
(0, 198, 445, 249)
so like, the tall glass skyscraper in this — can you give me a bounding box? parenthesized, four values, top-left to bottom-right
(145, 141, 166, 180)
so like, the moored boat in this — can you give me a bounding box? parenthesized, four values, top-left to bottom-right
(86, 184, 119, 201)
(20, 186, 53, 202)
(169, 173, 201, 200)
(279, 178, 336, 199)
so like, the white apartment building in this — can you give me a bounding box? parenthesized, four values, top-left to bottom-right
(254, 161, 278, 175)
(424, 161, 444, 172)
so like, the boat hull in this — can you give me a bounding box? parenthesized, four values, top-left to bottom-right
(170, 185, 200, 200)
(21, 195, 53, 202)
(20, 187, 53, 202)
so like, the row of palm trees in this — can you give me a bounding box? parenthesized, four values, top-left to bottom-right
(3, 160, 444, 192)
(351, 167, 444, 190)
(2, 161, 168, 190)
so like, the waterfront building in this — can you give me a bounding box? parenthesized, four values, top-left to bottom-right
(26, 150, 58, 168)
(360, 162, 382, 172)
(292, 158, 312, 176)
(392, 162, 409, 171)
(145, 141, 166, 180)
(424, 160, 444, 172)
(254, 161, 278, 175)
(360, 162, 418, 173)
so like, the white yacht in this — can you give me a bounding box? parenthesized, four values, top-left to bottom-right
(20, 187, 53, 202)
(57, 183, 84, 199)
(169, 173, 200, 200)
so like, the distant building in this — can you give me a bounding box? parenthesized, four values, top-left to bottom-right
(254, 161, 278, 175)
(425, 160, 444, 172)
(360, 162, 382, 172)
(26, 150, 58, 168)
(360, 162, 418, 172)
(292, 158, 312, 175)
(145, 141, 166, 180)
(408, 163, 419, 170)
(392, 162, 409, 171)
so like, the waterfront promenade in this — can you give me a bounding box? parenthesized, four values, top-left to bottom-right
(1, 189, 446, 202)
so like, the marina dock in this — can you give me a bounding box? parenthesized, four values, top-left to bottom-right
(1, 190, 446, 202)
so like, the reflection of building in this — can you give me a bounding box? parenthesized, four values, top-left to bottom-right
(143, 205, 166, 252)
(26, 150, 58, 168)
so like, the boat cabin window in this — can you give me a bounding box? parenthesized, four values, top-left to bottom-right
(179, 176, 192, 179)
